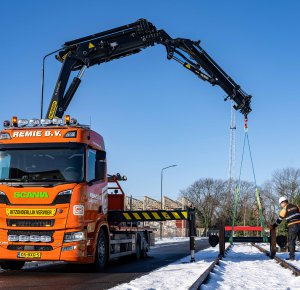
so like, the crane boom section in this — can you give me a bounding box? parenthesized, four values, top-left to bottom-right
(46, 19, 251, 119)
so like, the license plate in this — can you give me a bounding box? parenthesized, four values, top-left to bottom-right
(6, 208, 56, 217)
(17, 252, 41, 259)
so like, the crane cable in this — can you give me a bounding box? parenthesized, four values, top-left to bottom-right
(229, 117, 267, 244)
(229, 123, 246, 244)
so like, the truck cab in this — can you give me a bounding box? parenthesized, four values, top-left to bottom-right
(0, 116, 110, 270)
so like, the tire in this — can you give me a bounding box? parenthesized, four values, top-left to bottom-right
(140, 247, 147, 259)
(135, 236, 142, 260)
(94, 228, 108, 271)
(135, 234, 148, 260)
(0, 261, 25, 270)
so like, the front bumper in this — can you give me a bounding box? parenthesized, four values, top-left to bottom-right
(0, 204, 91, 263)
(0, 238, 89, 262)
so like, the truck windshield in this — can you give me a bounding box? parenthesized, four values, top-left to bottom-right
(0, 147, 84, 183)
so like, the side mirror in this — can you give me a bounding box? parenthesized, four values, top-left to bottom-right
(96, 151, 106, 160)
(95, 160, 106, 181)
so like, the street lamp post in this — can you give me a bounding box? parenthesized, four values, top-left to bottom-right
(160, 164, 177, 239)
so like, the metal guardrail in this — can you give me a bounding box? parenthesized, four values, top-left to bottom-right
(107, 209, 189, 222)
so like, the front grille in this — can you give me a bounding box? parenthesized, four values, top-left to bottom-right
(8, 230, 54, 237)
(7, 245, 53, 251)
(7, 219, 55, 227)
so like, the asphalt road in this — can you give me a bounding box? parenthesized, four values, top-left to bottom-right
(0, 238, 210, 290)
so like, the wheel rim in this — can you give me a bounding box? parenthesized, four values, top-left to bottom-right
(98, 232, 106, 265)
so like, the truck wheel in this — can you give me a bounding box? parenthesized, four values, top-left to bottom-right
(135, 235, 144, 260)
(135, 234, 148, 260)
(0, 261, 25, 270)
(140, 247, 147, 259)
(94, 228, 108, 271)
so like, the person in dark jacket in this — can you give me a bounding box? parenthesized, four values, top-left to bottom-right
(271, 196, 300, 261)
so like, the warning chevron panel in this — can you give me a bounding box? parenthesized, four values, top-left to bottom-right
(107, 210, 189, 222)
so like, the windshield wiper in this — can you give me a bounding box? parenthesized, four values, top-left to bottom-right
(0, 178, 24, 182)
(35, 178, 66, 182)
(0, 177, 66, 183)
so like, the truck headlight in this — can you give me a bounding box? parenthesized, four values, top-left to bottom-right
(0, 191, 10, 204)
(53, 189, 72, 204)
(19, 235, 30, 242)
(40, 235, 52, 243)
(63, 231, 85, 243)
(30, 235, 41, 242)
(8, 235, 19, 242)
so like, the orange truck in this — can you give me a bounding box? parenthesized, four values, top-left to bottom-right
(0, 116, 195, 270)
(0, 115, 156, 270)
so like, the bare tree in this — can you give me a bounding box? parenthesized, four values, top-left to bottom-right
(178, 170, 300, 237)
(179, 178, 226, 234)
(260, 180, 278, 226)
(272, 167, 300, 204)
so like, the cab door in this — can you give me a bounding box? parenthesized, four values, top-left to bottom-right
(86, 148, 107, 254)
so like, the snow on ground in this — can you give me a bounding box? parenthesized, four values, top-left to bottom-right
(110, 242, 300, 290)
(259, 243, 300, 269)
(202, 244, 300, 290)
(109, 244, 222, 290)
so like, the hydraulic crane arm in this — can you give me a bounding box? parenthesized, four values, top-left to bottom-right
(46, 19, 251, 119)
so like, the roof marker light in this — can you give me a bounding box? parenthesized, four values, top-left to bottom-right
(29, 119, 40, 126)
(64, 115, 70, 125)
(52, 118, 63, 125)
(12, 116, 18, 127)
(18, 119, 29, 127)
(70, 118, 78, 125)
(41, 119, 51, 125)
(3, 120, 10, 128)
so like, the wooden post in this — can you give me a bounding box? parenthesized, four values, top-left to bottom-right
(270, 227, 277, 258)
(219, 224, 225, 257)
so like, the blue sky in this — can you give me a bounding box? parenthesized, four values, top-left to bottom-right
(1, 1, 300, 201)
